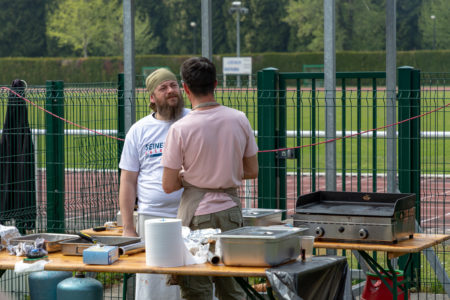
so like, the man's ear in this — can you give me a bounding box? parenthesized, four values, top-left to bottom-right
(182, 82, 191, 96)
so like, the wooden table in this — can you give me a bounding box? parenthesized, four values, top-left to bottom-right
(0, 250, 273, 300)
(314, 233, 450, 300)
(0, 251, 267, 277)
(81, 227, 123, 237)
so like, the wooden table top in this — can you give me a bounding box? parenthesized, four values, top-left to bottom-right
(0, 251, 268, 277)
(1, 234, 448, 275)
(314, 233, 450, 259)
(81, 227, 123, 237)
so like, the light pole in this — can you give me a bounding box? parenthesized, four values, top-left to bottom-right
(229, 1, 248, 87)
(430, 15, 436, 50)
(190, 21, 197, 54)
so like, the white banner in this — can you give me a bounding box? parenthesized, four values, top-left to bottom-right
(222, 57, 252, 75)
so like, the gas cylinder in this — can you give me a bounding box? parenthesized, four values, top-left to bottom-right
(56, 272, 103, 300)
(29, 271, 72, 300)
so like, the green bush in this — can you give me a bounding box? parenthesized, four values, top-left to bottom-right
(1, 50, 449, 85)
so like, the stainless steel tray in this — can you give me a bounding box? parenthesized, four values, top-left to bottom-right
(242, 208, 285, 226)
(9, 233, 79, 253)
(59, 236, 141, 256)
(215, 226, 307, 267)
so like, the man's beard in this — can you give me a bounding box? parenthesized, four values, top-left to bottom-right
(153, 94, 185, 120)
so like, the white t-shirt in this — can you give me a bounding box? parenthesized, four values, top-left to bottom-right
(119, 108, 190, 217)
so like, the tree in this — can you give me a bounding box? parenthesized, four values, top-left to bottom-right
(284, 0, 386, 52)
(47, 0, 156, 57)
(243, 0, 290, 53)
(397, 0, 422, 50)
(0, 0, 47, 57)
(419, 0, 450, 50)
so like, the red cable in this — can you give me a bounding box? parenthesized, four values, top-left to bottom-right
(258, 101, 450, 153)
(1, 87, 125, 142)
(2, 86, 449, 151)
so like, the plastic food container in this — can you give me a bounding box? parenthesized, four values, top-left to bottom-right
(214, 226, 307, 267)
(242, 208, 285, 226)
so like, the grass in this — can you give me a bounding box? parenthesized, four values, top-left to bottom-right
(0, 86, 448, 173)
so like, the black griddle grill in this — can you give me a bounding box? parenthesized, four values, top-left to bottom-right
(294, 191, 416, 243)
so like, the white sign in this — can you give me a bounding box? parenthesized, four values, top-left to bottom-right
(223, 57, 252, 75)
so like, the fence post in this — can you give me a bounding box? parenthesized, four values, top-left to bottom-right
(118, 73, 125, 174)
(45, 80, 65, 233)
(257, 68, 278, 208)
(398, 66, 421, 286)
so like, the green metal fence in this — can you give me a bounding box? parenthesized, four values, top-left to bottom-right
(0, 66, 449, 298)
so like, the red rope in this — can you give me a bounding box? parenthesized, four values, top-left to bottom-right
(258, 101, 450, 153)
(2, 86, 449, 151)
(1, 86, 125, 142)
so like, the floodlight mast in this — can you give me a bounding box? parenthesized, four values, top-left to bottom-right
(229, 1, 248, 87)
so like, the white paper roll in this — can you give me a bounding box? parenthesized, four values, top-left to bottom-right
(144, 218, 184, 267)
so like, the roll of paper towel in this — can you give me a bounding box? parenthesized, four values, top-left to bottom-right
(144, 218, 184, 267)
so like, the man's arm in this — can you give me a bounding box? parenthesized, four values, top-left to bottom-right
(243, 154, 258, 179)
(119, 170, 139, 237)
(162, 167, 182, 194)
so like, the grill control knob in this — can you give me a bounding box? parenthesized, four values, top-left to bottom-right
(359, 229, 369, 239)
(315, 227, 324, 237)
(338, 226, 345, 233)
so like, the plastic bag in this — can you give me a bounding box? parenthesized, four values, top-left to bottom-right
(181, 227, 221, 264)
(14, 259, 50, 274)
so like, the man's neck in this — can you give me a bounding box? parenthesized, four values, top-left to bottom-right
(154, 111, 171, 121)
(190, 94, 217, 111)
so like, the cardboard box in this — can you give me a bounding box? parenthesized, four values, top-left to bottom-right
(83, 245, 119, 265)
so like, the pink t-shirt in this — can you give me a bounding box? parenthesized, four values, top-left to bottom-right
(161, 105, 258, 215)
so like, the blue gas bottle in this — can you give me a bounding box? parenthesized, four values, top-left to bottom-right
(56, 272, 103, 300)
(29, 271, 72, 300)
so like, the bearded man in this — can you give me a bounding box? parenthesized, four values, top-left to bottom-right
(119, 68, 189, 300)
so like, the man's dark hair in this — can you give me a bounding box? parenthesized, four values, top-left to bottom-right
(180, 57, 216, 96)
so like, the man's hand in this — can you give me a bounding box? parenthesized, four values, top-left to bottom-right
(119, 170, 139, 238)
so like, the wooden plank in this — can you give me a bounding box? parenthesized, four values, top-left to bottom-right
(0, 251, 267, 277)
(314, 233, 450, 259)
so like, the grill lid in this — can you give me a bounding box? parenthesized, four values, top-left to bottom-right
(242, 208, 284, 219)
(295, 191, 415, 217)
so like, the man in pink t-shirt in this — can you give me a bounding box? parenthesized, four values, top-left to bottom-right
(162, 57, 258, 300)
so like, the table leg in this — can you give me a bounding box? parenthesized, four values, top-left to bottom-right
(358, 251, 412, 300)
(388, 255, 412, 300)
(234, 277, 266, 300)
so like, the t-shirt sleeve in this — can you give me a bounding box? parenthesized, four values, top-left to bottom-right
(119, 128, 140, 172)
(161, 126, 183, 170)
(243, 116, 258, 157)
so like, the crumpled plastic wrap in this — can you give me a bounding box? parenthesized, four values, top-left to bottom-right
(7, 237, 47, 257)
(0, 225, 21, 249)
(14, 259, 50, 274)
(181, 227, 221, 264)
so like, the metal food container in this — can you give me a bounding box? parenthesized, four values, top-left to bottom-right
(59, 236, 141, 256)
(9, 233, 78, 253)
(215, 226, 307, 267)
(242, 208, 285, 226)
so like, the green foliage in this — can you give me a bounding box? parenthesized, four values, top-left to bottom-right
(1, 50, 450, 85)
(46, 0, 156, 57)
(418, 0, 450, 50)
(0, 0, 47, 57)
